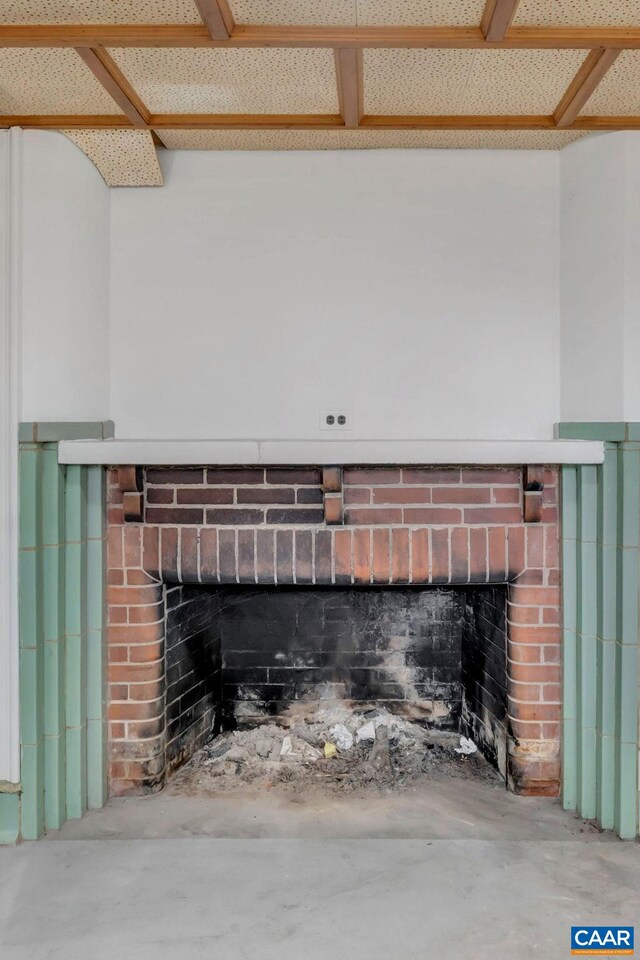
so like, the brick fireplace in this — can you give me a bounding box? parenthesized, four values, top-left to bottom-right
(106, 464, 561, 799)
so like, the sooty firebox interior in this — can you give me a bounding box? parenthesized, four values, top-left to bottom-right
(164, 584, 508, 780)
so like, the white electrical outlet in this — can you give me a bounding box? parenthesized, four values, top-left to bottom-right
(320, 410, 352, 431)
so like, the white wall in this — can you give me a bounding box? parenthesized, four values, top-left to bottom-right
(110, 149, 561, 441)
(560, 132, 640, 422)
(20, 131, 110, 423)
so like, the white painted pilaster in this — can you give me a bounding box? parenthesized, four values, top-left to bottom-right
(0, 128, 22, 784)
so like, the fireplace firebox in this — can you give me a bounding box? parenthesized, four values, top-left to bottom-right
(106, 464, 561, 798)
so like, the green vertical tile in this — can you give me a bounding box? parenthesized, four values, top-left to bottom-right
(616, 641, 639, 744)
(0, 793, 20, 845)
(20, 646, 43, 747)
(618, 446, 640, 549)
(20, 742, 44, 840)
(87, 718, 107, 810)
(576, 466, 598, 821)
(615, 741, 639, 840)
(561, 466, 578, 810)
(65, 466, 88, 821)
(19, 446, 40, 549)
(44, 735, 65, 830)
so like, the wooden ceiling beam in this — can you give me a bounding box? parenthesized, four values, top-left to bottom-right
(554, 47, 621, 127)
(335, 49, 364, 128)
(75, 47, 149, 126)
(193, 0, 235, 41)
(3, 113, 640, 131)
(4, 24, 640, 49)
(481, 0, 521, 42)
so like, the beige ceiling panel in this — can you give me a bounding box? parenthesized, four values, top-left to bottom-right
(1, 1, 201, 23)
(0, 48, 124, 114)
(514, 1, 640, 27)
(582, 50, 640, 114)
(159, 128, 342, 149)
(459, 50, 587, 115)
(364, 49, 475, 115)
(221, 48, 339, 113)
(339, 129, 588, 149)
(63, 130, 164, 186)
(229, 0, 356, 25)
(356, 0, 485, 26)
(109, 48, 242, 113)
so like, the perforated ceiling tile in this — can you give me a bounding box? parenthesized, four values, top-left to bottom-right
(1, 1, 201, 23)
(159, 128, 342, 149)
(338, 129, 588, 149)
(221, 48, 339, 113)
(514, 0, 640, 27)
(364, 49, 475, 115)
(229, 0, 356, 25)
(0, 48, 125, 115)
(356, 0, 485, 26)
(582, 50, 640, 114)
(459, 49, 586, 115)
(63, 130, 164, 186)
(109, 48, 242, 113)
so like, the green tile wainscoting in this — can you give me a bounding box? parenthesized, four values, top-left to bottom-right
(0, 435, 107, 842)
(558, 423, 640, 839)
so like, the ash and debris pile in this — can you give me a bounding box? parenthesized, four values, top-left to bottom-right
(175, 706, 499, 794)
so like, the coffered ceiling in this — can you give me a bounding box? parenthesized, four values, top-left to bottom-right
(1, 0, 639, 185)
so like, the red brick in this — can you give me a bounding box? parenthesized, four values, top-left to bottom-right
(402, 468, 460, 484)
(143, 526, 160, 579)
(507, 642, 542, 663)
(266, 468, 322, 485)
(147, 468, 204, 485)
(334, 530, 352, 584)
(180, 527, 198, 582)
(542, 645, 561, 663)
(107, 568, 124, 585)
(372, 487, 431, 504)
(526, 526, 544, 568)
(237, 488, 294, 504)
(322, 467, 342, 493)
(488, 526, 506, 581)
(353, 529, 371, 584)
(492, 487, 521, 504)
(391, 528, 410, 583)
(545, 525, 559, 570)
(109, 699, 163, 722)
(461, 468, 521, 484)
(507, 604, 541, 625)
(108, 506, 124, 525)
(128, 603, 164, 625)
(295, 530, 313, 583)
(109, 607, 127, 624)
(206, 508, 263, 525)
(432, 486, 491, 504)
(403, 507, 462, 525)
(238, 529, 256, 584)
(109, 622, 163, 645)
(160, 527, 178, 581)
(178, 488, 234, 505)
(129, 682, 163, 702)
(509, 624, 560, 645)
(508, 719, 542, 739)
(129, 642, 164, 664)
(542, 607, 560, 624)
(451, 527, 469, 582)
(542, 684, 562, 702)
(508, 584, 560, 606)
(507, 526, 525, 579)
(110, 661, 163, 683)
(509, 681, 542, 701)
(107, 527, 123, 568)
(508, 700, 560, 722)
(147, 488, 174, 505)
(109, 683, 128, 700)
(343, 468, 401, 485)
(372, 529, 390, 584)
(315, 530, 332, 584)
(255, 529, 275, 583)
(107, 584, 159, 605)
(266, 508, 324, 525)
(343, 487, 370, 505)
(207, 468, 264, 484)
(464, 507, 521, 524)
(542, 722, 560, 739)
(469, 527, 487, 581)
(147, 507, 203, 524)
(297, 488, 323, 504)
(508, 662, 560, 683)
(127, 569, 158, 586)
(345, 507, 403, 525)
(431, 528, 450, 583)
(108, 645, 128, 664)
(276, 530, 294, 584)
(219, 529, 237, 582)
(411, 529, 429, 583)
(199, 527, 218, 582)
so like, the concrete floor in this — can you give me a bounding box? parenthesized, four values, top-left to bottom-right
(1, 781, 638, 960)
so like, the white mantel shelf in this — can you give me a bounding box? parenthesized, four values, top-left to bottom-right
(57, 438, 604, 466)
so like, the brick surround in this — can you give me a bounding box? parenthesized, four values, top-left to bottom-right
(106, 465, 561, 799)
